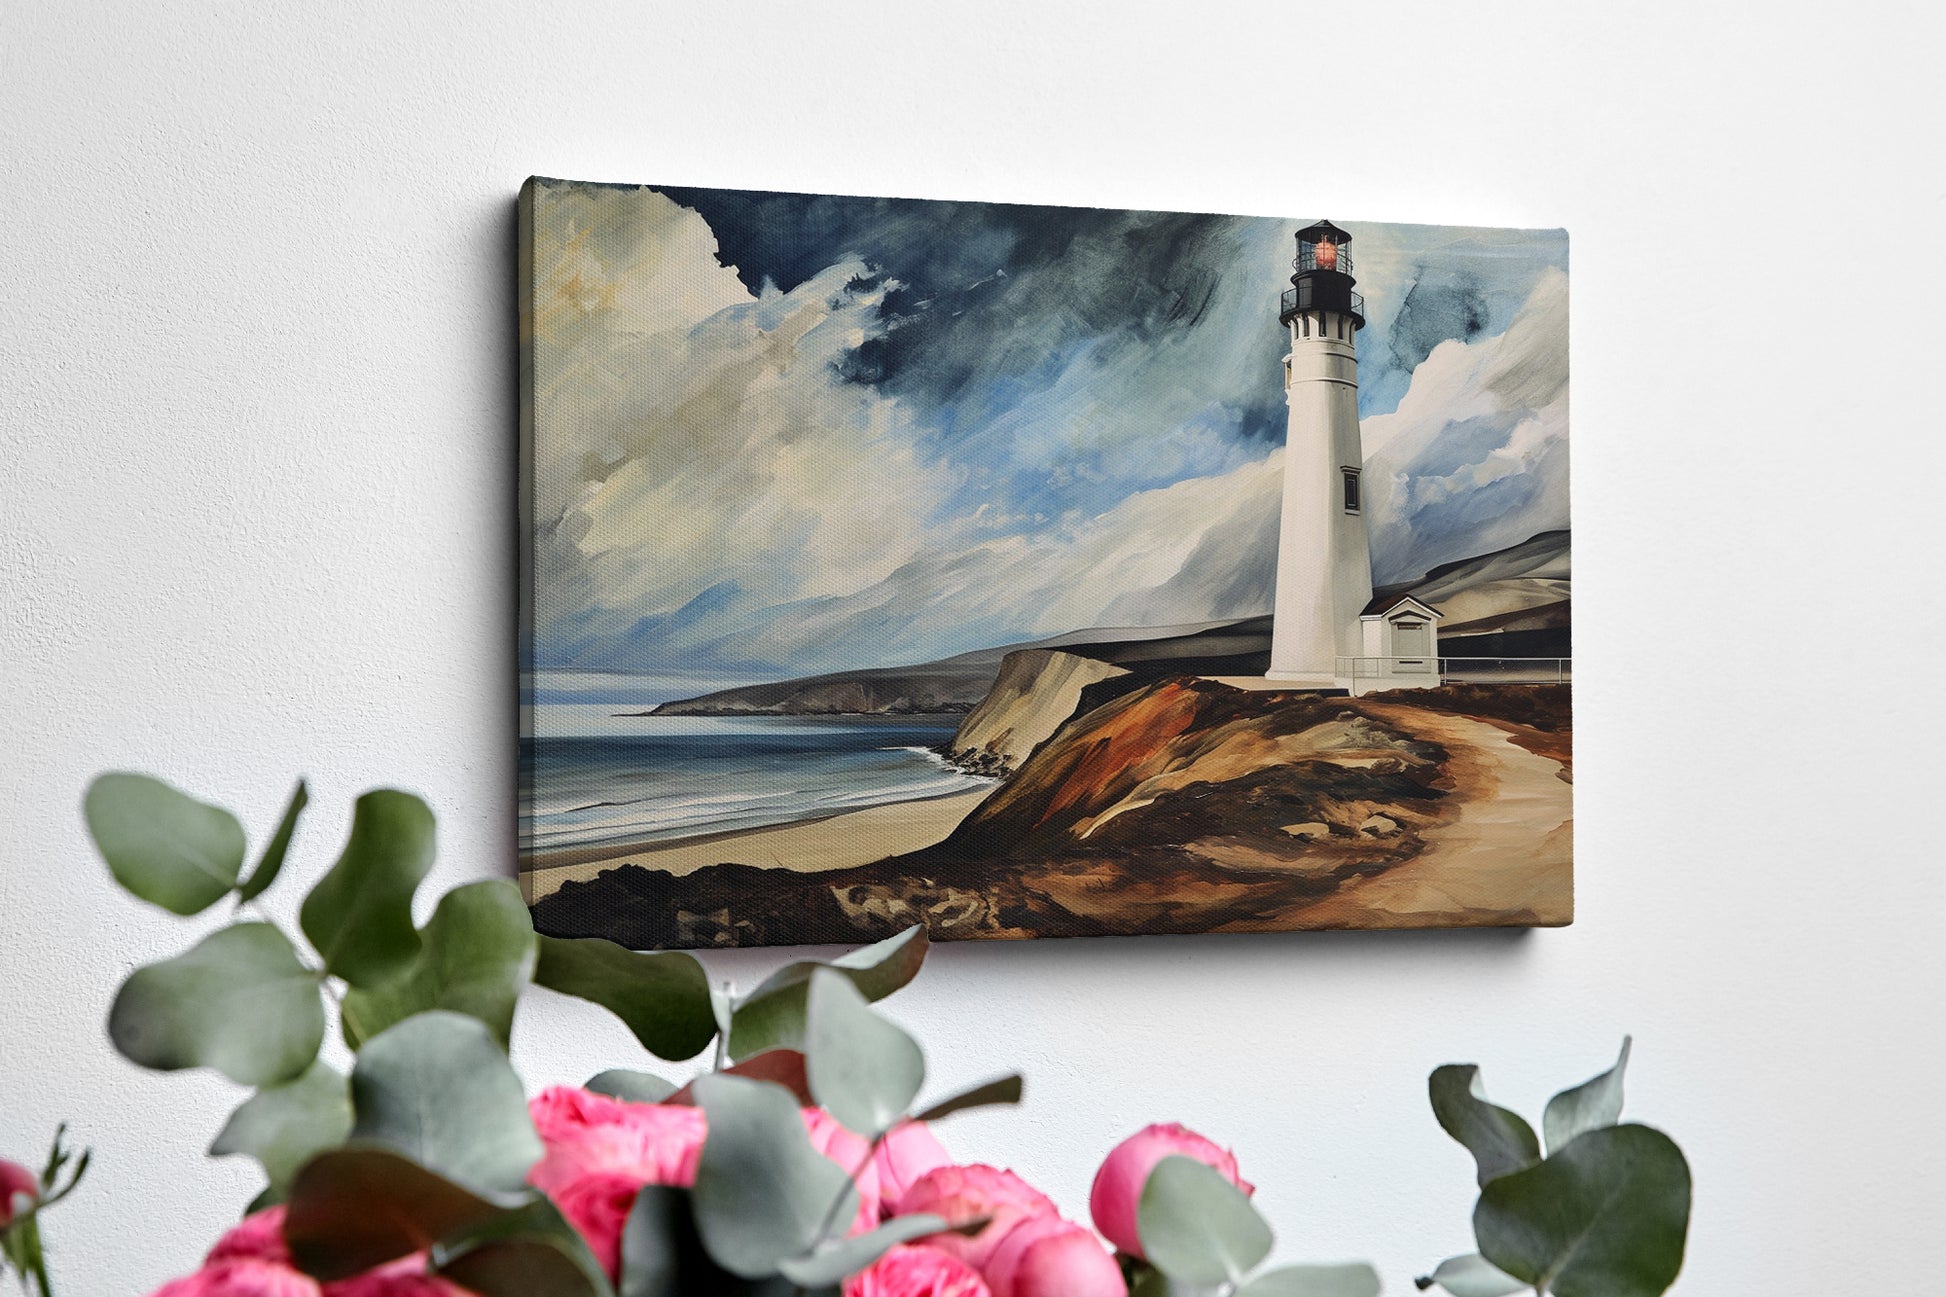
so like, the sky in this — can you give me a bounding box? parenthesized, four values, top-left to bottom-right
(525, 179, 1568, 684)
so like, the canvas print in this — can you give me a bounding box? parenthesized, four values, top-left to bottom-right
(518, 177, 1571, 949)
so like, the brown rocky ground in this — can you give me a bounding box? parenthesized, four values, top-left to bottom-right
(530, 681, 1572, 948)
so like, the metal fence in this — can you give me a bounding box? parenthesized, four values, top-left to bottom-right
(1335, 656, 1572, 687)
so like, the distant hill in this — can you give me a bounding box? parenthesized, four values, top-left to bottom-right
(642, 618, 1272, 716)
(644, 531, 1568, 716)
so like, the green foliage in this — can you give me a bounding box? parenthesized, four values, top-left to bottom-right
(299, 789, 436, 988)
(585, 1069, 678, 1104)
(1474, 1125, 1690, 1297)
(776, 1215, 951, 1287)
(86, 773, 247, 915)
(912, 1073, 1024, 1123)
(804, 969, 925, 1138)
(687, 1074, 856, 1279)
(342, 880, 536, 1050)
(108, 922, 325, 1085)
(1416, 1253, 1527, 1296)
(432, 1198, 616, 1297)
(1428, 1064, 1542, 1187)
(619, 1187, 834, 1297)
(1138, 1155, 1273, 1287)
(726, 925, 928, 1061)
(1542, 1037, 1631, 1155)
(208, 1061, 352, 1204)
(285, 1148, 506, 1280)
(1238, 1263, 1383, 1296)
(1423, 1040, 1691, 1297)
(349, 1012, 542, 1196)
(533, 936, 716, 1062)
(237, 780, 308, 902)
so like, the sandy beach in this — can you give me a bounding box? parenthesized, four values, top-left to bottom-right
(521, 787, 993, 903)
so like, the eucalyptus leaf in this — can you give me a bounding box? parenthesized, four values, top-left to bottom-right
(776, 1213, 950, 1286)
(689, 1073, 856, 1278)
(1543, 1038, 1632, 1155)
(1429, 1064, 1542, 1187)
(108, 922, 324, 1085)
(1474, 1124, 1691, 1297)
(208, 1060, 352, 1203)
(1137, 1155, 1274, 1287)
(912, 1074, 1023, 1124)
(85, 772, 246, 914)
(342, 880, 536, 1050)
(237, 780, 308, 903)
(668, 1050, 812, 1107)
(434, 1197, 616, 1297)
(587, 1069, 678, 1104)
(534, 936, 717, 1062)
(727, 925, 928, 1061)
(806, 969, 925, 1138)
(349, 1011, 543, 1195)
(621, 1186, 831, 1297)
(1416, 1252, 1529, 1296)
(299, 789, 436, 988)
(1239, 1263, 1381, 1297)
(284, 1147, 505, 1280)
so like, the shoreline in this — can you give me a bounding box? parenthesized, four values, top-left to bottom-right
(520, 786, 993, 903)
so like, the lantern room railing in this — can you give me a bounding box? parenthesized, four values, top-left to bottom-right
(1280, 285, 1364, 321)
(1294, 244, 1354, 276)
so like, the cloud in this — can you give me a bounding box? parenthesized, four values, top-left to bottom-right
(527, 182, 955, 672)
(1362, 266, 1571, 582)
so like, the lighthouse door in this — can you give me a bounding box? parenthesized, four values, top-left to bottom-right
(1392, 619, 1431, 672)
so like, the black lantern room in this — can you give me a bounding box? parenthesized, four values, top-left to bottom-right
(1279, 219, 1365, 329)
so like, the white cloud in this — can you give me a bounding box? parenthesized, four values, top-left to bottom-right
(528, 183, 955, 667)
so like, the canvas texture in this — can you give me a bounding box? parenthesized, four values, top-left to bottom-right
(518, 177, 1571, 949)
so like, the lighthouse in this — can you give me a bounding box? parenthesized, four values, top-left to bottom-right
(1267, 220, 1376, 686)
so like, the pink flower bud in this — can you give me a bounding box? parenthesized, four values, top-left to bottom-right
(1088, 1123, 1253, 1258)
(844, 1243, 991, 1297)
(982, 1216, 1126, 1297)
(0, 1159, 35, 1228)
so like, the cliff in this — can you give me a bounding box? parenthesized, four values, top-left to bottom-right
(943, 649, 1131, 776)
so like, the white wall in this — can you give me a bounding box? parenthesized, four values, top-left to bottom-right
(3, 2, 1941, 1292)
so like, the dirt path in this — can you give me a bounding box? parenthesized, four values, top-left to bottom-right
(1296, 704, 1573, 928)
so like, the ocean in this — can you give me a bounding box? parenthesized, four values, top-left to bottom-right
(519, 704, 993, 856)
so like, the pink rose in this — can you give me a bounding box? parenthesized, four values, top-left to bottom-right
(981, 1217, 1125, 1297)
(844, 1243, 991, 1297)
(205, 1207, 293, 1266)
(1089, 1123, 1253, 1258)
(896, 1165, 1057, 1271)
(871, 1121, 952, 1211)
(801, 1107, 883, 1235)
(526, 1086, 707, 1196)
(151, 1261, 321, 1297)
(1, 1159, 36, 1227)
(549, 1171, 640, 1278)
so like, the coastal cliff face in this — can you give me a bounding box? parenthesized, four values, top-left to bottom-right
(944, 649, 1130, 776)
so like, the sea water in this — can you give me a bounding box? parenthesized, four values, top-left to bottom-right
(519, 704, 991, 855)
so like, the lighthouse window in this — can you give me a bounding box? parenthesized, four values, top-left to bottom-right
(1342, 468, 1362, 513)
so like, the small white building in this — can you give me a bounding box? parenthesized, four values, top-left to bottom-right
(1352, 593, 1444, 693)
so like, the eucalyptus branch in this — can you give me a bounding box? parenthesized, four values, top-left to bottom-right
(813, 1131, 885, 1247)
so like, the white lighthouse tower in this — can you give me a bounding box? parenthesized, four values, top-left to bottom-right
(1267, 221, 1376, 686)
